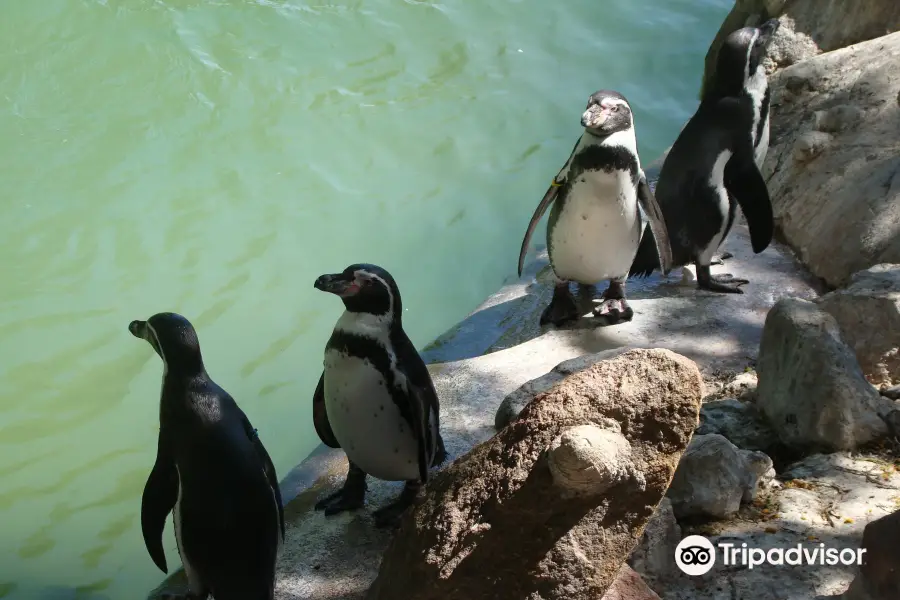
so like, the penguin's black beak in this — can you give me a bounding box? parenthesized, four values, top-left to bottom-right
(128, 320, 146, 339)
(314, 273, 359, 297)
(758, 18, 780, 47)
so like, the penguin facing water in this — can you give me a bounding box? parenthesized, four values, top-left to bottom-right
(517, 90, 673, 326)
(131, 313, 284, 600)
(629, 19, 780, 293)
(312, 263, 447, 528)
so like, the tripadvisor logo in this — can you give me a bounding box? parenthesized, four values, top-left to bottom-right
(675, 535, 867, 576)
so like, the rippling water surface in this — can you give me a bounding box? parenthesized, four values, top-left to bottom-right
(0, 0, 731, 596)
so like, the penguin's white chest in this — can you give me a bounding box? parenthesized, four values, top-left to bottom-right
(549, 170, 642, 283)
(323, 350, 420, 482)
(754, 113, 770, 168)
(172, 467, 203, 594)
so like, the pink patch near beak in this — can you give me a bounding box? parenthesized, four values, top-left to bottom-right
(338, 283, 360, 297)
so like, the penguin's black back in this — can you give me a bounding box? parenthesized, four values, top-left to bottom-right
(161, 375, 283, 596)
(629, 96, 753, 276)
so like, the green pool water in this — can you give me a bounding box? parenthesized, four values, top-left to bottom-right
(0, 0, 730, 597)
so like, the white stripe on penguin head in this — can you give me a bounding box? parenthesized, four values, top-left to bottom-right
(744, 29, 759, 83)
(146, 322, 168, 378)
(356, 269, 395, 316)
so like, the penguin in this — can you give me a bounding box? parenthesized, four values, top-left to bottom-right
(745, 19, 781, 168)
(130, 312, 285, 600)
(628, 19, 780, 293)
(311, 263, 447, 528)
(517, 90, 673, 326)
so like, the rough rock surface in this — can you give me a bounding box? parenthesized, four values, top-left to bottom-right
(627, 498, 682, 586)
(650, 453, 900, 600)
(702, 0, 900, 91)
(762, 32, 900, 288)
(721, 371, 759, 401)
(756, 298, 891, 451)
(817, 264, 900, 385)
(667, 434, 773, 519)
(836, 509, 900, 600)
(366, 349, 703, 600)
(602, 565, 661, 600)
(697, 398, 780, 454)
(494, 347, 635, 430)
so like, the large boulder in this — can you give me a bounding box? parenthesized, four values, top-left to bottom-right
(816, 264, 900, 385)
(756, 299, 891, 451)
(701, 0, 900, 92)
(494, 347, 635, 431)
(366, 349, 703, 600)
(601, 565, 661, 600)
(762, 32, 900, 288)
(666, 433, 773, 519)
(697, 398, 780, 453)
(838, 509, 900, 600)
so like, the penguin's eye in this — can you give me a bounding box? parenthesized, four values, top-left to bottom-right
(610, 105, 619, 112)
(360, 278, 373, 287)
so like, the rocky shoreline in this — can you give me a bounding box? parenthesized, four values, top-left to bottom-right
(148, 1, 900, 598)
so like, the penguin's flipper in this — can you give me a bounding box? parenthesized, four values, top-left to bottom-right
(725, 150, 773, 254)
(394, 331, 442, 483)
(141, 435, 178, 575)
(637, 174, 674, 275)
(312, 372, 340, 449)
(718, 96, 773, 254)
(408, 381, 432, 484)
(517, 184, 560, 277)
(629, 228, 661, 278)
(242, 416, 286, 541)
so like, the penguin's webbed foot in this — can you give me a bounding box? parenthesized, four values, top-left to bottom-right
(315, 462, 367, 516)
(591, 280, 634, 326)
(592, 298, 634, 325)
(372, 481, 420, 529)
(697, 266, 748, 294)
(709, 251, 734, 266)
(540, 283, 579, 327)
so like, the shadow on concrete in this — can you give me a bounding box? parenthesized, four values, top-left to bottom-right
(423, 217, 823, 373)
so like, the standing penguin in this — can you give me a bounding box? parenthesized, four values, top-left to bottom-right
(517, 90, 673, 327)
(131, 312, 284, 600)
(628, 19, 780, 293)
(311, 263, 446, 528)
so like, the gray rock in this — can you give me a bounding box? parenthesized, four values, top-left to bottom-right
(763, 32, 900, 288)
(881, 385, 900, 400)
(814, 105, 865, 133)
(697, 398, 779, 452)
(722, 371, 759, 400)
(494, 347, 634, 430)
(667, 434, 773, 519)
(656, 452, 900, 599)
(757, 298, 891, 451)
(794, 130, 833, 162)
(702, 0, 900, 89)
(627, 498, 682, 585)
(782, 60, 828, 93)
(816, 264, 900, 385)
